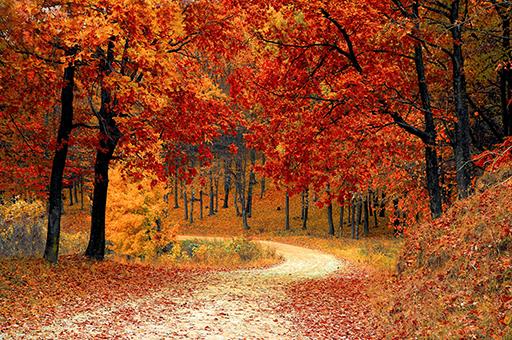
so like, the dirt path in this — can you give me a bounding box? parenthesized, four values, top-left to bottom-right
(29, 239, 343, 339)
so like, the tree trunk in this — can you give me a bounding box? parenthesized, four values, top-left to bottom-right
(301, 191, 305, 221)
(350, 198, 356, 239)
(80, 177, 84, 211)
(326, 184, 334, 236)
(379, 191, 386, 217)
(236, 151, 249, 230)
(302, 189, 309, 230)
(355, 195, 362, 240)
(86, 39, 121, 261)
(363, 195, 369, 236)
(246, 150, 256, 218)
(86, 128, 119, 260)
(373, 193, 378, 227)
(73, 181, 78, 204)
(450, 2, 473, 199)
(190, 187, 194, 224)
(209, 170, 215, 215)
(498, 9, 512, 137)
(174, 164, 179, 209)
(404, 1, 444, 218)
(222, 159, 231, 208)
(260, 154, 266, 199)
(44, 63, 75, 264)
(234, 182, 241, 216)
(338, 203, 344, 237)
(199, 190, 203, 219)
(214, 177, 219, 212)
(183, 187, 188, 220)
(68, 186, 73, 206)
(285, 191, 290, 230)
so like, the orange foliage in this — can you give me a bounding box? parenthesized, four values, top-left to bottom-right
(0, 255, 197, 335)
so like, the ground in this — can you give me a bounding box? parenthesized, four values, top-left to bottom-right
(2, 239, 379, 339)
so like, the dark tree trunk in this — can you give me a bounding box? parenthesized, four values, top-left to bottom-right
(450, 1, 473, 199)
(379, 191, 386, 217)
(260, 154, 266, 199)
(355, 195, 362, 240)
(498, 8, 512, 137)
(74, 181, 79, 204)
(86, 128, 119, 260)
(183, 187, 189, 220)
(214, 177, 219, 212)
(302, 189, 309, 230)
(174, 165, 179, 209)
(209, 170, 215, 215)
(68, 186, 73, 206)
(199, 190, 203, 219)
(190, 187, 194, 224)
(363, 195, 369, 236)
(285, 191, 290, 230)
(234, 182, 241, 216)
(301, 191, 305, 221)
(235, 151, 249, 230)
(373, 193, 378, 227)
(44, 63, 75, 264)
(86, 39, 121, 261)
(350, 198, 356, 239)
(326, 184, 334, 236)
(246, 150, 256, 218)
(80, 177, 84, 211)
(222, 159, 231, 208)
(338, 203, 344, 237)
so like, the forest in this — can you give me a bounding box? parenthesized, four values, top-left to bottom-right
(0, 0, 511, 338)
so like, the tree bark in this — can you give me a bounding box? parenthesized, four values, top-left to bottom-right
(222, 159, 231, 208)
(189, 186, 194, 224)
(44, 63, 75, 264)
(326, 184, 334, 236)
(285, 191, 290, 231)
(68, 186, 73, 206)
(80, 176, 84, 211)
(338, 203, 344, 237)
(245, 150, 256, 217)
(363, 195, 369, 236)
(209, 169, 215, 215)
(260, 154, 266, 199)
(379, 191, 386, 217)
(174, 164, 179, 209)
(183, 187, 188, 220)
(355, 195, 362, 240)
(350, 198, 356, 239)
(199, 189, 203, 219)
(302, 189, 309, 230)
(450, 1, 473, 199)
(214, 176, 219, 212)
(86, 39, 121, 261)
(497, 5, 512, 137)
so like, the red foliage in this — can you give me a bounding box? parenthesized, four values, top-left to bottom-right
(281, 266, 383, 339)
(0, 256, 200, 335)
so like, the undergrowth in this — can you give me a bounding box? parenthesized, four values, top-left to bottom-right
(155, 238, 281, 270)
(374, 167, 512, 338)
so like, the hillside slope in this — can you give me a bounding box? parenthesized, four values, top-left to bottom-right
(379, 169, 512, 338)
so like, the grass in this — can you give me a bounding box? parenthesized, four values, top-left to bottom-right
(154, 238, 282, 270)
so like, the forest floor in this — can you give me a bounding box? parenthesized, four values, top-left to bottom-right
(3, 240, 379, 339)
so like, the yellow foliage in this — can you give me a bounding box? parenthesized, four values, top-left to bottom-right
(106, 167, 174, 258)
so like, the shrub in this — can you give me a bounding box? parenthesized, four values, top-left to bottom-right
(0, 199, 45, 257)
(158, 238, 279, 268)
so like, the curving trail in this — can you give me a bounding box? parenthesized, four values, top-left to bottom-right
(31, 238, 343, 339)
